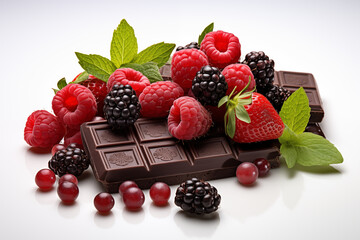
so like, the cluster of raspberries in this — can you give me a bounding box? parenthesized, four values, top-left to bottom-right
(24, 29, 269, 149)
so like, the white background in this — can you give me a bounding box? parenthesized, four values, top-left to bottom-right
(1, 0, 359, 239)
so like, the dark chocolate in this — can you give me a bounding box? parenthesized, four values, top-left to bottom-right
(274, 71, 324, 123)
(81, 119, 280, 192)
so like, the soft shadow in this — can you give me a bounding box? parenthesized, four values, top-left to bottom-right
(121, 207, 145, 224)
(34, 187, 56, 205)
(174, 211, 220, 238)
(149, 202, 171, 218)
(57, 201, 80, 219)
(93, 211, 116, 229)
(28, 147, 51, 154)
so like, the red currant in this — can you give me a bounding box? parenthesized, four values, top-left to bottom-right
(51, 144, 66, 155)
(94, 192, 115, 213)
(57, 181, 79, 204)
(119, 181, 138, 196)
(253, 158, 271, 177)
(236, 162, 258, 185)
(123, 187, 145, 211)
(59, 174, 78, 186)
(35, 169, 56, 191)
(150, 182, 171, 206)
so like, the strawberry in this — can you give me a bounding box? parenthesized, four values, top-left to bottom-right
(72, 72, 107, 117)
(219, 79, 284, 143)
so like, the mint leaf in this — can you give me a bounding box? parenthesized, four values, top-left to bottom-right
(75, 52, 117, 82)
(71, 72, 89, 84)
(279, 125, 343, 167)
(121, 62, 163, 83)
(110, 19, 138, 67)
(133, 42, 175, 68)
(279, 125, 299, 168)
(279, 87, 310, 134)
(295, 132, 343, 166)
(57, 77, 67, 90)
(198, 23, 214, 45)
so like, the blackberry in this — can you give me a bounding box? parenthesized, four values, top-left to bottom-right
(265, 85, 292, 111)
(48, 143, 89, 177)
(174, 178, 221, 214)
(191, 65, 228, 106)
(242, 51, 275, 93)
(103, 84, 141, 129)
(176, 42, 200, 51)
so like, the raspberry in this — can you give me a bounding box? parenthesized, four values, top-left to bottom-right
(107, 68, 150, 96)
(24, 110, 65, 148)
(168, 96, 212, 140)
(171, 49, 209, 91)
(64, 127, 83, 149)
(52, 84, 97, 129)
(73, 75, 107, 117)
(200, 30, 241, 69)
(222, 64, 255, 95)
(139, 81, 184, 118)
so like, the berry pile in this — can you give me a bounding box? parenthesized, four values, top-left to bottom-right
(176, 42, 200, 51)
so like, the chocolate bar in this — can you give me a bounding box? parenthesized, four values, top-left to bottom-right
(274, 71, 324, 123)
(160, 64, 324, 123)
(81, 119, 280, 192)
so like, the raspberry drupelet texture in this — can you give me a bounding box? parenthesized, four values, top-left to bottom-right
(168, 96, 212, 140)
(74, 75, 107, 117)
(24, 110, 65, 148)
(107, 68, 150, 96)
(139, 81, 184, 118)
(171, 49, 209, 91)
(222, 63, 255, 95)
(52, 84, 97, 129)
(200, 30, 241, 69)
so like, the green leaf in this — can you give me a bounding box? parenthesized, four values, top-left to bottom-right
(57, 77, 67, 90)
(279, 87, 311, 134)
(279, 126, 299, 168)
(218, 95, 229, 108)
(110, 19, 138, 67)
(121, 62, 163, 83)
(235, 105, 251, 123)
(198, 22, 214, 45)
(279, 125, 343, 167)
(71, 72, 90, 84)
(295, 132, 343, 166)
(75, 52, 117, 82)
(133, 42, 175, 68)
(52, 88, 59, 94)
(226, 110, 236, 138)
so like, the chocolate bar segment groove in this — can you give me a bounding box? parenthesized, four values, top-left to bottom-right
(81, 119, 281, 192)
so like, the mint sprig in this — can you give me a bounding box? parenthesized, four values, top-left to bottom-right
(198, 23, 214, 45)
(75, 19, 175, 83)
(52, 77, 67, 94)
(278, 88, 343, 167)
(110, 19, 138, 67)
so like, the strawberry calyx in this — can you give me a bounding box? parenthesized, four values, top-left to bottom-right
(218, 76, 256, 138)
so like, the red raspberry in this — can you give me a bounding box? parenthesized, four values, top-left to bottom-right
(139, 81, 184, 118)
(64, 127, 83, 149)
(73, 74, 107, 117)
(200, 30, 241, 69)
(52, 84, 97, 129)
(171, 49, 209, 91)
(24, 110, 65, 148)
(168, 97, 212, 140)
(222, 64, 255, 95)
(107, 68, 150, 96)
